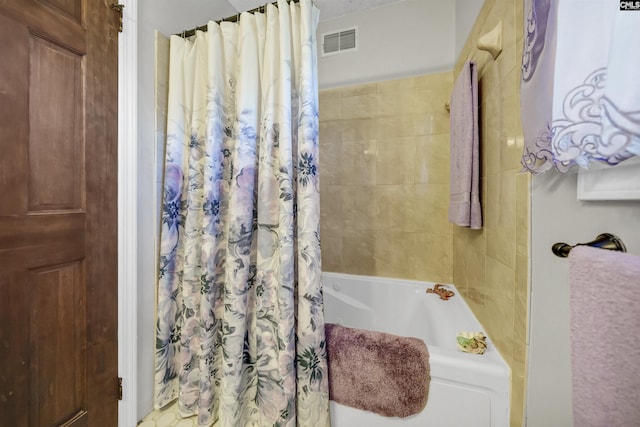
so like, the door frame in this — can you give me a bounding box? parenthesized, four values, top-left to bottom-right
(118, 0, 138, 425)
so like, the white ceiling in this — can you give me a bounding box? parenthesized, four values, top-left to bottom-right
(148, 0, 406, 36)
(227, 0, 406, 21)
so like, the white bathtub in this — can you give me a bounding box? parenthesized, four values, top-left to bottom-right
(322, 272, 510, 427)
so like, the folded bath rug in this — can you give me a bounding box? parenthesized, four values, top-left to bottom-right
(325, 323, 430, 418)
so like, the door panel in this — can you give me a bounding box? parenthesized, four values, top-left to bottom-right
(0, 12, 29, 217)
(0, 3, 85, 52)
(38, 0, 83, 24)
(29, 34, 84, 212)
(0, 0, 118, 425)
(29, 262, 85, 426)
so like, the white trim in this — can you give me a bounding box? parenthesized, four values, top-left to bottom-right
(118, 0, 138, 425)
(577, 156, 640, 201)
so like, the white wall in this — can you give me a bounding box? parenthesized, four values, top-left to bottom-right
(317, 0, 455, 89)
(136, 8, 157, 417)
(454, 0, 485, 59)
(527, 171, 640, 426)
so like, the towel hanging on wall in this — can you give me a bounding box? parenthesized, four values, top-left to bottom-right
(520, 0, 640, 174)
(448, 61, 481, 229)
(568, 246, 640, 426)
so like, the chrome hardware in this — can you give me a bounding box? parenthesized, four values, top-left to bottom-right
(552, 233, 627, 258)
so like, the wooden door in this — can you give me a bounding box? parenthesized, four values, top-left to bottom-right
(0, 0, 119, 425)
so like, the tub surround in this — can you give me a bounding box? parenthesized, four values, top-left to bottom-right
(453, 0, 529, 425)
(319, 71, 454, 284)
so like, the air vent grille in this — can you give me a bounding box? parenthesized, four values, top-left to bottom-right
(322, 28, 357, 56)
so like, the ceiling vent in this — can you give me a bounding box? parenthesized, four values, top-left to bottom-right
(321, 28, 357, 56)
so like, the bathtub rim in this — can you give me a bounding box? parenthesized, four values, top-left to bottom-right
(321, 271, 511, 427)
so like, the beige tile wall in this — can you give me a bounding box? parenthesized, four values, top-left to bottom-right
(319, 72, 454, 284)
(454, 0, 529, 426)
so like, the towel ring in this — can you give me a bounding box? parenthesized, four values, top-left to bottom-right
(552, 233, 627, 258)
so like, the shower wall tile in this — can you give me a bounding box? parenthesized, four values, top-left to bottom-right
(155, 32, 170, 186)
(377, 115, 419, 139)
(415, 231, 453, 284)
(341, 229, 376, 275)
(377, 77, 414, 93)
(454, 0, 529, 425)
(376, 137, 415, 185)
(375, 185, 418, 232)
(373, 231, 416, 280)
(319, 121, 342, 146)
(342, 93, 377, 120)
(452, 231, 469, 290)
(320, 228, 343, 272)
(497, 3, 518, 83)
(516, 0, 525, 48)
(319, 143, 339, 185)
(319, 185, 343, 232)
(487, 172, 516, 269)
(516, 173, 530, 251)
(341, 82, 377, 97)
(466, 232, 487, 288)
(377, 88, 416, 117)
(318, 71, 454, 285)
(413, 87, 451, 114)
(414, 134, 450, 185)
(500, 71, 522, 172)
(319, 88, 342, 121)
(338, 140, 377, 186)
(414, 72, 453, 89)
(339, 186, 376, 231)
(414, 183, 451, 236)
(416, 111, 450, 135)
(485, 258, 515, 348)
(341, 118, 378, 142)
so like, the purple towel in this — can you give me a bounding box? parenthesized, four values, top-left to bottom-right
(569, 246, 640, 427)
(448, 61, 481, 229)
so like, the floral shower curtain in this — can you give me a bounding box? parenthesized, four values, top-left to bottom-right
(154, 1, 330, 425)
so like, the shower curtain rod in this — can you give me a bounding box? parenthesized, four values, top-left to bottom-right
(176, 0, 301, 38)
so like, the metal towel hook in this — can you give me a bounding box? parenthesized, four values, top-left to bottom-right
(552, 233, 627, 258)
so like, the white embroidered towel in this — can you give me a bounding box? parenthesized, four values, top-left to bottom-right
(599, 10, 640, 159)
(520, 0, 640, 173)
